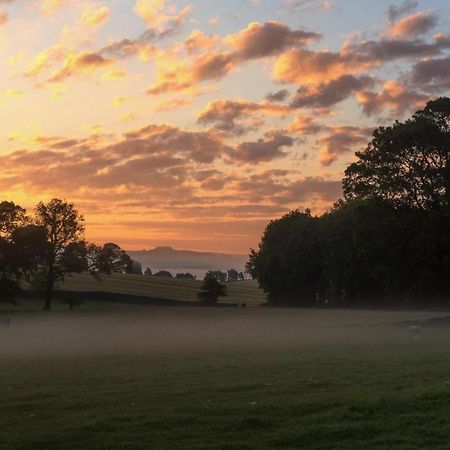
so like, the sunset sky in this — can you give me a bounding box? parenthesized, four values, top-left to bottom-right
(0, 0, 449, 253)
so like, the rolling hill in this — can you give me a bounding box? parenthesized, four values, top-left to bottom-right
(128, 247, 248, 277)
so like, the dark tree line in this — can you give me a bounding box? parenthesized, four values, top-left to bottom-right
(0, 198, 136, 309)
(249, 98, 450, 306)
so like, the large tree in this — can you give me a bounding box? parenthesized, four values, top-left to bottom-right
(343, 97, 450, 211)
(35, 199, 85, 310)
(0, 202, 46, 304)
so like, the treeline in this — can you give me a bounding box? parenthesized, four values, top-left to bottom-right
(0, 199, 136, 309)
(248, 98, 450, 307)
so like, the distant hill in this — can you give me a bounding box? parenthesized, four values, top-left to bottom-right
(128, 247, 248, 276)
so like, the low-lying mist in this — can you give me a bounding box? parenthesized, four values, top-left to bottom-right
(0, 307, 447, 360)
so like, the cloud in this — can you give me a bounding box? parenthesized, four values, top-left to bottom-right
(410, 55, 450, 90)
(387, 0, 418, 23)
(49, 51, 115, 82)
(387, 11, 438, 38)
(317, 126, 372, 166)
(147, 21, 320, 95)
(227, 20, 321, 60)
(274, 47, 373, 85)
(343, 34, 450, 63)
(147, 50, 236, 95)
(230, 131, 294, 163)
(285, 116, 323, 135)
(357, 80, 428, 116)
(264, 89, 289, 102)
(81, 3, 111, 27)
(290, 74, 375, 108)
(100, 29, 158, 60)
(0, 11, 8, 25)
(185, 30, 220, 53)
(0, 124, 232, 193)
(133, 0, 191, 31)
(197, 99, 290, 135)
(281, 0, 334, 13)
(40, 0, 72, 15)
(24, 44, 68, 78)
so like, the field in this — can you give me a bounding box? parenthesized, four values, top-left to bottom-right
(2, 306, 450, 449)
(8, 273, 267, 312)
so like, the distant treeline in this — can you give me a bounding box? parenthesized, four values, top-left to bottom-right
(248, 98, 450, 306)
(146, 269, 247, 282)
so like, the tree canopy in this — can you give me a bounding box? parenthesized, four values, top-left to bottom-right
(0, 198, 134, 309)
(250, 98, 450, 307)
(343, 97, 450, 212)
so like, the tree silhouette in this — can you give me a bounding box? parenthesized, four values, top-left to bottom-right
(35, 199, 85, 310)
(343, 98, 450, 211)
(198, 274, 227, 304)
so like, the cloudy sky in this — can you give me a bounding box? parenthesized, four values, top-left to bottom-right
(0, 0, 449, 253)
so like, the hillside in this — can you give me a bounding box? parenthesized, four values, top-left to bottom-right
(57, 273, 266, 306)
(128, 247, 248, 275)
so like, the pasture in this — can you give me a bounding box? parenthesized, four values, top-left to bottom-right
(6, 273, 267, 312)
(2, 306, 450, 449)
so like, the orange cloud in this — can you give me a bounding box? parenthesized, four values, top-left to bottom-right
(133, 0, 191, 31)
(49, 51, 115, 82)
(81, 2, 111, 27)
(285, 116, 322, 135)
(317, 126, 372, 166)
(388, 11, 437, 38)
(227, 20, 320, 60)
(357, 80, 428, 116)
(40, 0, 71, 15)
(274, 48, 374, 85)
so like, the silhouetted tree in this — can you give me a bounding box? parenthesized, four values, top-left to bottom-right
(97, 243, 132, 274)
(0, 202, 46, 304)
(227, 269, 239, 282)
(176, 273, 195, 280)
(35, 199, 85, 310)
(154, 270, 173, 278)
(130, 260, 143, 275)
(206, 270, 227, 283)
(198, 274, 227, 304)
(250, 98, 450, 306)
(0, 201, 27, 237)
(343, 98, 450, 212)
(250, 210, 324, 305)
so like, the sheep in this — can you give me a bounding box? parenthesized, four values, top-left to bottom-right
(409, 324, 423, 339)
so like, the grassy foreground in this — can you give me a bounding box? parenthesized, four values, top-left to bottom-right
(1, 307, 450, 449)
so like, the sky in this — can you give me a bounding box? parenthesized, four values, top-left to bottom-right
(0, 0, 449, 254)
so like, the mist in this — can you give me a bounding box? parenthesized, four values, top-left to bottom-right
(1, 307, 446, 360)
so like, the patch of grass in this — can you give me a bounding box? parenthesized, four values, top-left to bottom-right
(8, 273, 266, 311)
(1, 308, 450, 448)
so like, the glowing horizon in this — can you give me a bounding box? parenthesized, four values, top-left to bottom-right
(1, 0, 449, 253)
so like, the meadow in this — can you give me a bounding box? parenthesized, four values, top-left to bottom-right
(2, 304, 450, 449)
(6, 273, 266, 312)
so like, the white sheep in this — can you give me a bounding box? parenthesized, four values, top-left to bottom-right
(409, 324, 423, 339)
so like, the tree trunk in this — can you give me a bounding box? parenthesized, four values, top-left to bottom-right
(445, 159, 450, 211)
(43, 261, 54, 311)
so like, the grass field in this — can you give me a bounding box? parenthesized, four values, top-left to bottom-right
(2, 306, 450, 449)
(13, 273, 266, 311)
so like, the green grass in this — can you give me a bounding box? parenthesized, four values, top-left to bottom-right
(1, 307, 450, 449)
(5, 273, 266, 312)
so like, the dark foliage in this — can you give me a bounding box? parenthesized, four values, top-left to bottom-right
(251, 98, 450, 306)
(198, 274, 227, 304)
